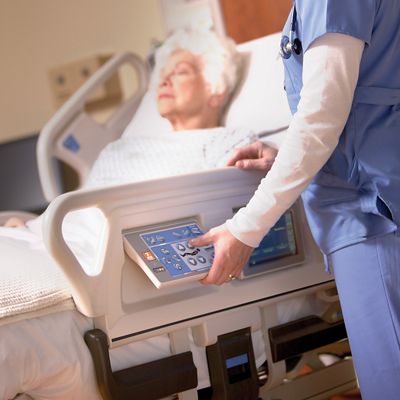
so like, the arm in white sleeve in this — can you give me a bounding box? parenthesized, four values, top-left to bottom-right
(226, 33, 364, 247)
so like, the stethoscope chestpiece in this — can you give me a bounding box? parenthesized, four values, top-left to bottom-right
(280, 5, 302, 59)
(279, 36, 292, 59)
(280, 36, 302, 59)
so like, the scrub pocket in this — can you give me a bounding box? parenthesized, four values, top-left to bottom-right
(360, 193, 395, 222)
(376, 196, 394, 221)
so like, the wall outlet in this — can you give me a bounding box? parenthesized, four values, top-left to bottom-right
(48, 54, 122, 109)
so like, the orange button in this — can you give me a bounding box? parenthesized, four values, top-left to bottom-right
(143, 251, 156, 261)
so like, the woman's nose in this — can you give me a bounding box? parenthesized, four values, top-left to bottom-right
(159, 73, 172, 87)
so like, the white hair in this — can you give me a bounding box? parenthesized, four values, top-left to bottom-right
(152, 28, 241, 103)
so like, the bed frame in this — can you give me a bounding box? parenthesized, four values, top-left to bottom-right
(38, 33, 357, 399)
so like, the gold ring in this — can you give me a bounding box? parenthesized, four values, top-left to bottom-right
(228, 274, 236, 281)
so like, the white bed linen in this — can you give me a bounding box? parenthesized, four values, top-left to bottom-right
(0, 308, 175, 400)
(0, 227, 72, 320)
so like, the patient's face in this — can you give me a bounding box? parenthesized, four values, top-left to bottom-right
(157, 50, 213, 127)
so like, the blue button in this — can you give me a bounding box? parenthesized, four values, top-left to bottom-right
(63, 134, 80, 153)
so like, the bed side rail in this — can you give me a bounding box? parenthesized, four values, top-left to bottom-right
(38, 52, 150, 201)
(42, 168, 266, 317)
(42, 167, 331, 341)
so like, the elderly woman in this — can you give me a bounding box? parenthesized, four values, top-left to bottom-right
(155, 28, 239, 130)
(84, 28, 277, 188)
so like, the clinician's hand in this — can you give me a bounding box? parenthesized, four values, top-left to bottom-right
(227, 141, 277, 172)
(190, 224, 254, 285)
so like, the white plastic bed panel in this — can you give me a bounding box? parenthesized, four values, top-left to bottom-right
(43, 168, 332, 348)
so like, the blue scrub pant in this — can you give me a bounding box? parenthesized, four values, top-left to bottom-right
(331, 232, 400, 400)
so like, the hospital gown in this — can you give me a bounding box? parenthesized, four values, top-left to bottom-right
(85, 127, 257, 189)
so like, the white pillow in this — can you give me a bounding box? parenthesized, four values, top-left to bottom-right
(224, 32, 291, 134)
(122, 32, 291, 139)
(122, 90, 172, 138)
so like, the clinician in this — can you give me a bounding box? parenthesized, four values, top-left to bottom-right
(190, 1, 400, 398)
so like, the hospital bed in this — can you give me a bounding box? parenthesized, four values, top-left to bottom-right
(0, 33, 357, 400)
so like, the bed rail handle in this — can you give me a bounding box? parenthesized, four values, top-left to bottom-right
(42, 189, 106, 316)
(38, 52, 149, 201)
(268, 315, 347, 363)
(85, 329, 198, 400)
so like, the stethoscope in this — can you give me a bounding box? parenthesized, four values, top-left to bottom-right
(280, 5, 303, 59)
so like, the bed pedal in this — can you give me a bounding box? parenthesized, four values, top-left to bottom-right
(84, 329, 197, 400)
(206, 327, 259, 400)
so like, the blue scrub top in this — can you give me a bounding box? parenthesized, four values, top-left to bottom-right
(282, 0, 400, 255)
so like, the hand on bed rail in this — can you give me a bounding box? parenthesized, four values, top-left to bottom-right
(189, 224, 254, 285)
(227, 141, 277, 172)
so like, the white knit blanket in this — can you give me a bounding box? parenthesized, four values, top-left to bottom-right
(0, 227, 73, 321)
(1, 127, 255, 320)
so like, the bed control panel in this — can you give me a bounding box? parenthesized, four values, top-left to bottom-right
(123, 219, 214, 288)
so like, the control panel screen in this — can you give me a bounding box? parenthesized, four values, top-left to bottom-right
(249, 211, 296, 266)
(241, 205, 304, 278)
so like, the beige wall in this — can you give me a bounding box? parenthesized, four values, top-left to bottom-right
(0, 0, 164, 143)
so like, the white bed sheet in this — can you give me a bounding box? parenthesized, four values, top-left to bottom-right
(0, 308, 177, 400)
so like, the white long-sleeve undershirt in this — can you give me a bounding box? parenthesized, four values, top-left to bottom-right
(226, 33, 365, 248)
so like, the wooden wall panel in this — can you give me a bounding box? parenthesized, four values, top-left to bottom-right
(219, 0, 292, 43)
